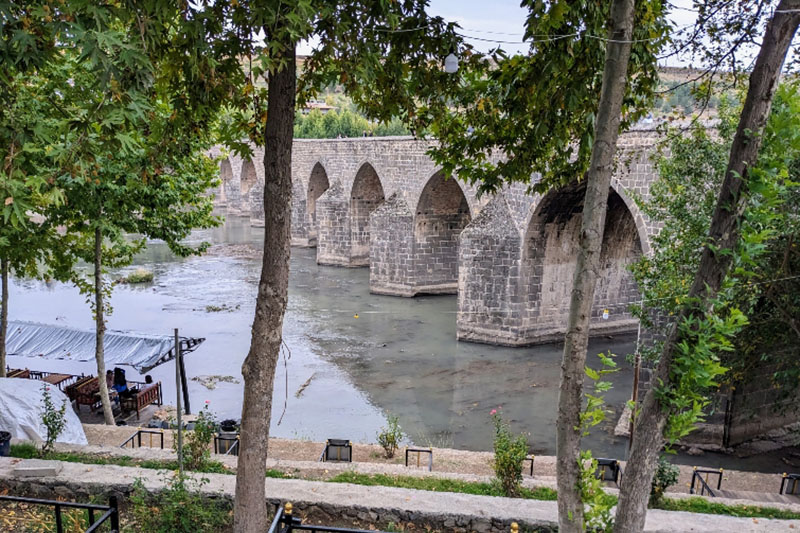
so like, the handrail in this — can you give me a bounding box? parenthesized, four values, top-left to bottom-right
(120, 429, 165, 449)
(690, 467, 723, 497)
(0, 494, 119, 533)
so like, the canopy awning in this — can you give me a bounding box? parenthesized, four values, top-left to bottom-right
(5, 320, 204, 373)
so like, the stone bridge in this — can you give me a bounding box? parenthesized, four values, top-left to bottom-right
(214, 131, 660, 347)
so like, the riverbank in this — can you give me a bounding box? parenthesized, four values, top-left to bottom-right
(80, 424, 794, 497)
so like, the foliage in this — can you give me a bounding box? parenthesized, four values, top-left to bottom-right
(490, 409, 528, 497)
(329, 472, 557, 501)
(576, 451, 617, 533)
(126, 475, 231, 533)
(631, 82, 800, 435)
(39, 385, 66, 457)
(423, 1, 669, 194)
(576, 353, 618, 532)
(294, 108, 411, 139)
(649, 456, 679, 506)
(178, 405, 217, 471)
(376, 414, 403, 459)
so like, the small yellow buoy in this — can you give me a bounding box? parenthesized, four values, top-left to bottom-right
(354, 314, 359, 319)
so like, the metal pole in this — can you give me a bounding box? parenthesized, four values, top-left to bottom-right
(179, 343, 191, 415)
(174, 328, 184, 477)
(628, 297, 644, 458)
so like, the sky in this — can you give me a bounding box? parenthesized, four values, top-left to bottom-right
(297, 0, 703, 67)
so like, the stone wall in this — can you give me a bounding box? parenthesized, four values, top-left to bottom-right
(215, 132, 660, 346)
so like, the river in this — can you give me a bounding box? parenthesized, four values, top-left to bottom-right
(6, 216, 796, 472)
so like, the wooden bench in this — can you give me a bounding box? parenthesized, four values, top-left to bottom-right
(121, 382, 163, 420)
(65, 376, 100, 412)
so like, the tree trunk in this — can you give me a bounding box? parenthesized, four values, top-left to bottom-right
(556, 1, 635, 530)
(0, 258, 8, 378)
(94, 227, 115, 425)
(614, 4, 800, 532)
(233, 44, 296, 533)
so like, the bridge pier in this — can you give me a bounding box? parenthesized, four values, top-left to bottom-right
(456, 197, 526, 345)
(369, 194, 416, 296)
(316, 182, 352, 266)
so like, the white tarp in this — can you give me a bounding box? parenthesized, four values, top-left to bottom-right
(0, 378, 87, 445)
(5, 320, 204, 373)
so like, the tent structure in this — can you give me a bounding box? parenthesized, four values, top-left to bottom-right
(0, 378, 87, 445)
(5, 320, 204, 374)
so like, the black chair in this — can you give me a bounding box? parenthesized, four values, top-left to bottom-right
(781, 473, 800, 495)
(595, 458, 622, 486)
(405, 447, 433, 471)
(320, 439, 352, 462)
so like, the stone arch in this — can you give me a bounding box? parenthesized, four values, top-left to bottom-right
(412, 171, 472, 294)
(349, 162, 386, 266)
(521, 182, 642, 342)
(306, 162, 330, 245)
(218, 158, 232, 204)
(610, 179, 651, 255)
(241, 159, 258, 197)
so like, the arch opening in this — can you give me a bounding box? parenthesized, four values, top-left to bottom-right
(350, 163, 385, 265)
(307, 163, 330, 245)
(241, 159, 257, 196)
(522, 182, 642, 339)
(413, 172, 472, 293)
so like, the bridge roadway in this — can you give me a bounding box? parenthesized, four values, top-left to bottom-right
(214, 131, 660, 347)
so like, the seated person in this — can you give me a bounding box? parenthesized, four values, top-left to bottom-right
(112, 367, 128, 395)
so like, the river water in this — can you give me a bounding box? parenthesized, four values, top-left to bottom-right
(6, 216, 795, 471)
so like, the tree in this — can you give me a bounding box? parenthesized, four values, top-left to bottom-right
(204, 2, 467, 530)
(2, 1, 226, 422)
(615, 3, 800, 530)
(0, 1, 67, 377)
(43, 45, 220, 424)
(422, 2, 667, 529)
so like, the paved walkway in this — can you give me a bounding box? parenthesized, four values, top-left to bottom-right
(1, 457, 799, 532)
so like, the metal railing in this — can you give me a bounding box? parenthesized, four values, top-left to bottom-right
(0, 495, 119, 533)
(120, 429, 165, 449)
(690, 467, 724, 497)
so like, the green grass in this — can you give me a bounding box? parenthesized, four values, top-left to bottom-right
(11, 442, 291, 479)
(653, 496, 800, 520)
(328, 471, 558, 501)
(11, 443, 800, 521)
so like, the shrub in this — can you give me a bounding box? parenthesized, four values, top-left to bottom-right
(40, 385, 67, 457)
(120, 268, 154, 284)
(650, 456, 680, 506)
(126, 475, 230, 533)
(377, 415, 403, 458)
(490, 409, 528, 497)
(177, 405, 217, 471)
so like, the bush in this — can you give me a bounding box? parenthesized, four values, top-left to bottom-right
(491, 409, 528, 497)
(176, 404, 217, 471)
(126, 475, 230, 533)
(377, 415, 403, 458)
(650, 456, 680, 506)
(120, 268, 154, 284)
(40, 385, 67, 457)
